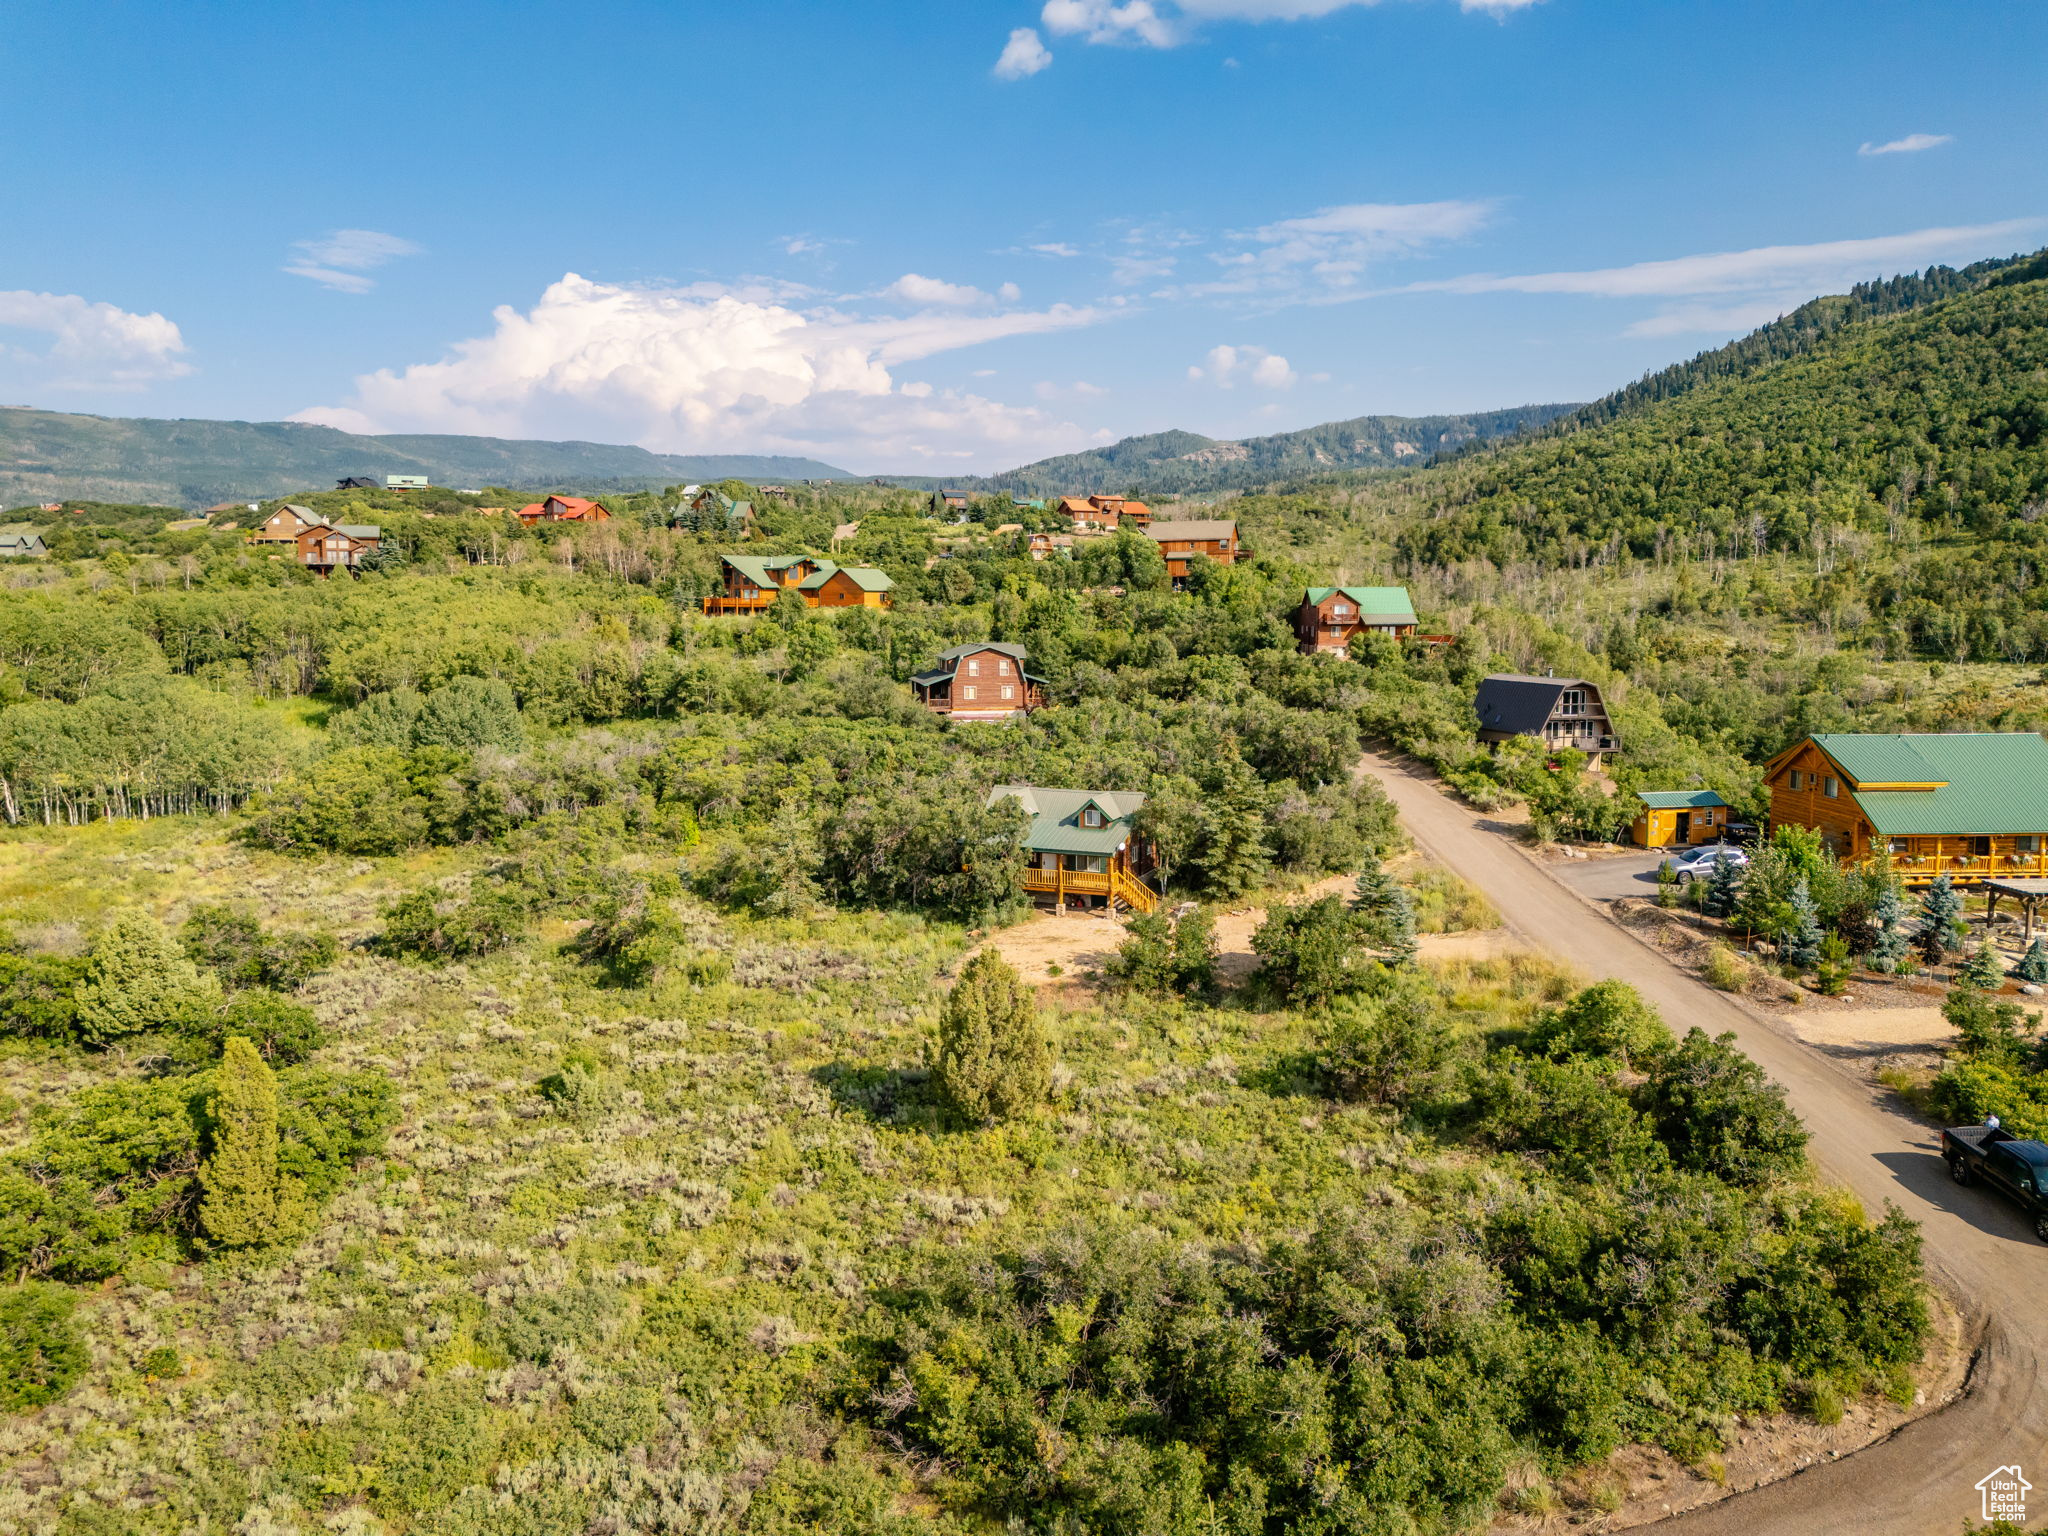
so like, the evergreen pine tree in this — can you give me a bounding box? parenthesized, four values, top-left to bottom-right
(1351, 857, 1419, 966)
(1780, 879, 1823, 970)
(73, 914, 218, 1045)
(1914, 876, 1964, 965)
(200, 1036, 285, 1247)
(1868, 881, 1909, 973)
(934, 952, 1052, 1124)
(2015, 937, 2048, 985)
(1957, 941, 2007, 991)
(1703, 854, 1744, 919)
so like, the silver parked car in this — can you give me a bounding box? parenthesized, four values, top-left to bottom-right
(1661, 844, 1749, 884)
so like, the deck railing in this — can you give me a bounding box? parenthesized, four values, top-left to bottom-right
(701, 593, 779, 614)
(1022, 865, 1158, 912)
(1883, 849, 2048, 884)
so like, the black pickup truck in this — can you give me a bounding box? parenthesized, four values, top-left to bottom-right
(1943, 1125, 2048, 1240)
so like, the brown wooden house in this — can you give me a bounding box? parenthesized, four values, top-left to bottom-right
(989, 784, 1157, 913)
(249, 504, 381, 574)
(1473, 674, 1619, 761)
(704, 554, 892, 613)
(1763, 732, 2048, 883)
(1295, 586, 1418, 654)
(513, 495, 613, 526)
(1143, 519, 1241, 585)
(911, 643, 1046, 720)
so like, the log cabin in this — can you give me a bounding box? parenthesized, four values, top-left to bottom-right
(988, 784, 1157, 913)
(1088, 494, 1150, 528)
(1763, 732, 2048, 883)
(513, 495, 613, 526)
(1630, 790, 1730, 848)
(911, 643, 1046, 720)
(1295, 586, 1417, 654)
(1142, 519, 1241, 585)
(1057, 496, 1111, 530)
(1473, 674, 1619, 762)
(249, 505, 382, 573)
(703, 555, 892, 612)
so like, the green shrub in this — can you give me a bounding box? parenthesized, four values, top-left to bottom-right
(933, 951, 1051, 1125)
(1320, 982, 1468, 1106)
(1702, 942, 1748, 991)
(1636, 1028, 1807, 1186)
(179, 990, 324, 1065)
(181, 906, 337, 991)
(0, 1283, 89, 1410)
(0, 951, 89, 1041)
(199, 1037, 301, 1248)
(375, 885, 526, 961)
(1526, 979, 1668, 1067)
(73, 915, 217, 1045)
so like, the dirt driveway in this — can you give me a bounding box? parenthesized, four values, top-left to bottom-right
(1356, 750, 2044, 1536)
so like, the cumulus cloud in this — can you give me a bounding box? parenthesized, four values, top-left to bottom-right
(1043, 0, 1177, 46)
(0, 289, 191, 389)
(291, 272, 1106, 470)
(1189, 343, 1296, 388)
(994, 26, 1054, 76)
(1859, 132, 1953, 157)
(284, 229, 421, 293)
(883, 273, 1000, 308)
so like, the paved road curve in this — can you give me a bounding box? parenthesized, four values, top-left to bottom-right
(1356, 752, 2047, 1536)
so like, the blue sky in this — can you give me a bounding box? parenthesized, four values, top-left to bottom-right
(4, 0, 2043, 472)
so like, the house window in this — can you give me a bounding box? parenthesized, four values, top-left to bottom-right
(997, 659, 1010, 675)
(967, 660, 980, 676)
(1974, 836, 1993, 857)
(1332, 603, 1352, 616)
(1823, 776, 1839, 798)
(1787, 769, 1802, 791)
(1888, 837, 1911, 856)
(1081, 806, 1104, 828)
(962, 686, 976, 700)
(2019, 835, 2042, 854)
(1001, 685, 1014, 700)
(1559, 689, 1585, 716)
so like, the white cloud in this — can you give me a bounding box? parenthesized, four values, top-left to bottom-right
(994, 26, 1054, 76)
(780, 234, 825, 256)
(1035, 379, 1108, 399)
(292, 272, 1106, 470)
(1163, 198, 1494, 300)
(284, 228, 421, 293)
(1016, 0, 1537, 61)
(1859, 132, 1953, 157)
(1029, 242, 1082, 258)
(883, 272, 1002, 308)
(1621, 299, 1801, 338)
(1043, 0, 1177, 46)
(1190, 343, 1296, 388)
(1404, 220, 2042, 300)
(0, 289, 192, 389)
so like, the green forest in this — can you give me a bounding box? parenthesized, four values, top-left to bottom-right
(4, 251, 2047, 1535)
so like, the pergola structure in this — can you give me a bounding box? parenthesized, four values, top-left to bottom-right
(1983, 879, 2048, 943)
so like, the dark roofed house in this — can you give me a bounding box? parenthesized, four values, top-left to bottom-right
(0, 526, 49, 558)
(1473, 674, 1618, 761)
(911, 643, 1046, 720)
(989, 784, 1157, 913)
(335, 476, 380, 490)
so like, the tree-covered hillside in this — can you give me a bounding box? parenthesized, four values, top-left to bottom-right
(1377, 256, 2048, 663)
(892, 402, 1579, 497)
(0, 407, 855, 509)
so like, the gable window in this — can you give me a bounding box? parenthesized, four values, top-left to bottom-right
(1787, 769, 1803, 791)
(967, 659, 980, 676)
(1823, 776, 1839, 798)
(1332, 603, 1352, 617)
(997, 659, 1010, 675)
(1559, 689, 1585, 716)
(1080, 805, 1105, 829)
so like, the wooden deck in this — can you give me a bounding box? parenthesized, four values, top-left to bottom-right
(701, 593, 779, 614)
(1022, 865, 1157, 912)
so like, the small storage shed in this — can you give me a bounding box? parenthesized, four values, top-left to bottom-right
(1630, 789, 1730, 848)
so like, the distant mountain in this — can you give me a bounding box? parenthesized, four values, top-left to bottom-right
(885, 403, 1581, 498)
(0, 407, 856, 509)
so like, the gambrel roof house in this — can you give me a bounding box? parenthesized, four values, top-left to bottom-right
(335, 476, 380, 490)
(0, 526, 49, 558)
(1473, 674, 1618, 759)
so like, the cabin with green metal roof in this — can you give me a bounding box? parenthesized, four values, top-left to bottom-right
(1629, 788, 1730, 848)
(1295, 585, 1418, 654)
(1763, 733, 2048, 883)
(988, 784, 1157, 912)
(705, 554, 890, 612)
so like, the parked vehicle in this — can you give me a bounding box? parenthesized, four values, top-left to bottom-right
(1942, 1124, 2048, 1240)
(1724, 821, 1762, 847)
(1660, 844, 1749, 885)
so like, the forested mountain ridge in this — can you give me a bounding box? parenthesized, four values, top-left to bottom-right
(0, 407, 855, 508)
(1555, 251, 2047, 432)
(1377, 254, 2048, 663)
(889, 402, 1580, 496)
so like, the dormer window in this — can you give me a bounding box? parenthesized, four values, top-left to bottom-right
(1080, 805, 1105, 829)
